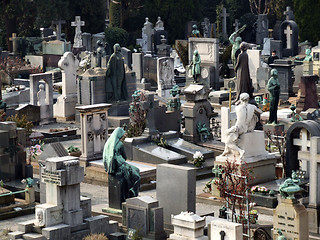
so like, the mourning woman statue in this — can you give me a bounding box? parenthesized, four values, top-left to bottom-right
(235, 42, 254, 102)
(191, 50, 201, 83)
(106, 43, 128, 101)
(267, 69, 280, 124)
(103, 127, 140, 203)
(303, 48, 312, 62)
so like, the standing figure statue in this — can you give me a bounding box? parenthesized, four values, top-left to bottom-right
(267, 69, 280, 124)
(96, 40, 106, 68)
(191, 50, 201, 83)
(103, 127, 140, 203)
(106, 43, 128, 101)
(229, 24, 246, 67)
(222, 93, 262, 159)
(191, 24, 201, 37)
(304, 48, 312, 62)
(235, 42, 254, 102)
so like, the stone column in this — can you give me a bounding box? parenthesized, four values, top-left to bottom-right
(76, 103, 112, 163)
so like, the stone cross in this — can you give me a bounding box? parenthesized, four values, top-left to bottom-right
(71, 16, 85, 48)
(9, 33, 19, 54)
(220, 8, 229, 38)
(298, 136, 320, 207)
(52, 20, 66, 40)
(284, 6, 294, 21)
(284, 25, 293, 49)
(233, 19, 240, 32)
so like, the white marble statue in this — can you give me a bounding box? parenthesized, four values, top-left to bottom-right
(222, 93, 262, 159)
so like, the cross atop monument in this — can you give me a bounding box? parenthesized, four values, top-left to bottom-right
(71, 16, 85, 48)
(284, 25, 293, 49)
(220, 7, 230, 38)
(9, 33, 20, 54)
(284, 6, 294, 21)
(52, 20, 66, 40)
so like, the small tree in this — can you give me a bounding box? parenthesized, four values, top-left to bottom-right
(214, 158, 253, 225)
(249, 0, 271, 14)
(0, 57, 24, 85)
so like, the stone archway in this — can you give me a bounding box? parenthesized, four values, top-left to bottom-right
(286, 120, 320, 176)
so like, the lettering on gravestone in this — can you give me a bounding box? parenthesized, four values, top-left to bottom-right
(41, 169, 62, 185)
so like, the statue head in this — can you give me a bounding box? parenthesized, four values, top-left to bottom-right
(192, 24, 198, 30)
(240, 92, 249, 103)
(193, 49, 199, 56)
(235, 36, 242, 43)
(97, 40, 103, 47)
(113, 43, 121, 53)
(271, 69, 278, 76)
(240, 42, 248, 51)
(306, 48, 311, 56)
(39, 84, 44, 91)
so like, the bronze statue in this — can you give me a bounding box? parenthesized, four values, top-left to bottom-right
(229, 24, 246, 67)
(103, 127, 140, 203)
(106, 43, 128, 101)
(267, 69, 280, 124)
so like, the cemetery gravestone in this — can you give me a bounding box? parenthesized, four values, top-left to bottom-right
(256, 14, 269, 45)
(311, 41, 320, 75)
(270, 40, 282, 59)
(82, 32, 92, 51)
(52, 20, 66, 41)
(71, 16, 85, 49)
(54, 52, 79, 121)
(220, 8, 229, 38)
(208, 218, 243, 240)
(247, 49, 262, 91)
(296, 75, 319, 113)
(157, 57, 175, 98)
(137, 17, 154, 54)
(132, 53, 143, 81)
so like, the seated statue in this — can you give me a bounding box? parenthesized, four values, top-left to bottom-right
(103, 127, 140, 203)
(222, 93, 262, 159)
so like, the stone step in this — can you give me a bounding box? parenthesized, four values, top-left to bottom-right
(166, 138, 215, 160)
(22, 233, 46, 240)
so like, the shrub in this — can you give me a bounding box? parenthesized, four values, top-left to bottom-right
(6, 114, 33, 137)
(105, 27, 129, 49)
(83, 233, 108, 240)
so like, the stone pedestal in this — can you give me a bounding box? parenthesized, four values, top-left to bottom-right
(303, 61, 313, 76)
(296, 75, 319, 113)
(183, 85, 213, 143)
(208, 218, 243, 240)
(216, 131, 278, 185)
(76, 103, 112, 163)
(273, 198, 309, 239)
(169, 212, 208, 240)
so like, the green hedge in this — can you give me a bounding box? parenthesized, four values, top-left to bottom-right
(105, 27, 129, 48)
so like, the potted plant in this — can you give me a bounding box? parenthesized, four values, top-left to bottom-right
(68, 146, 81, 157)
(251, 185, 269, 195)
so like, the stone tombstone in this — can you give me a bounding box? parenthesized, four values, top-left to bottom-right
(139, 17, 154, 53)
(121, 47, 132, 69)
(0, 122, 30, 181)
(208, 218, 243, 240)
(122, 196, 166, 239)
(188, 37, 219, 90)
(201, 17, 212, 38)
(220, 7, 229, 38)
(279, 7, 299, 57)
(169, 212, 208, 240)
(262, 37, 273, 56)
(257, 66, 271, 89)
(156, 35, 170, 57)
(247, 49, 262, 91)
(273, 198, 309, 239)
(52, 20, 66, 41)
(256, 14, 269, 45)
(183, 84, 213, 143)
(157, 164, 196, 226)
(311, 41, 320, 75)
(157, 57, 175, 98)
(82, 32, 92, 51)
(269, 59, 294, 100)
(30, 72, 54, 123)
(41, 28, 54, 38)
(78, 68, 107, 105)
(10, 156, 118, 240)
(76, 104, 112, 162)
(270, 39, 282, 58)
(303, 60, 313, 76)
(296, 75, 319, 113)
(91, 32, 105, 52)
(71, 16, 85, 49)
(143, 53, 157, 86)
(132, 53, 143, 80)
(9, 33, 19, 54)
(53, 52, 79, 121)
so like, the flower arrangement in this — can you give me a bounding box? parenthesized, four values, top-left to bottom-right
(28, 141, 44, 164)
(251, 185, 269, 195)
(192, 151, 205, 168)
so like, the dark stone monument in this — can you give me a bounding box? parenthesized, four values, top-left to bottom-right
(256, 14, 269, 45)
(270, 39, 282, 58)
(296, 75, 319, 113)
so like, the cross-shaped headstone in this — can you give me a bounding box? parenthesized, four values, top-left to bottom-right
(233, 19, 240, 32)
(71, 16, 85, 48)
(298, 136, 320, 207)
(284, 6, 294, 21)
(220, 8, 230, 38)
(9, 33, 19, 54)
(52, 20, 66, 40)
(284, 25, 293, 49)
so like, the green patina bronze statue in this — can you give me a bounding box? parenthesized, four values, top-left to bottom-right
(103, 127, 140, 203)
(229, 24, 246, 67)
(304, 48, 312, 62)
(277, 230, 287, 240)
(191, 50, 201, 83)
(106, 43, 128, 102)
(191, 24, 200, 37)
(267, 69, 280, 124)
